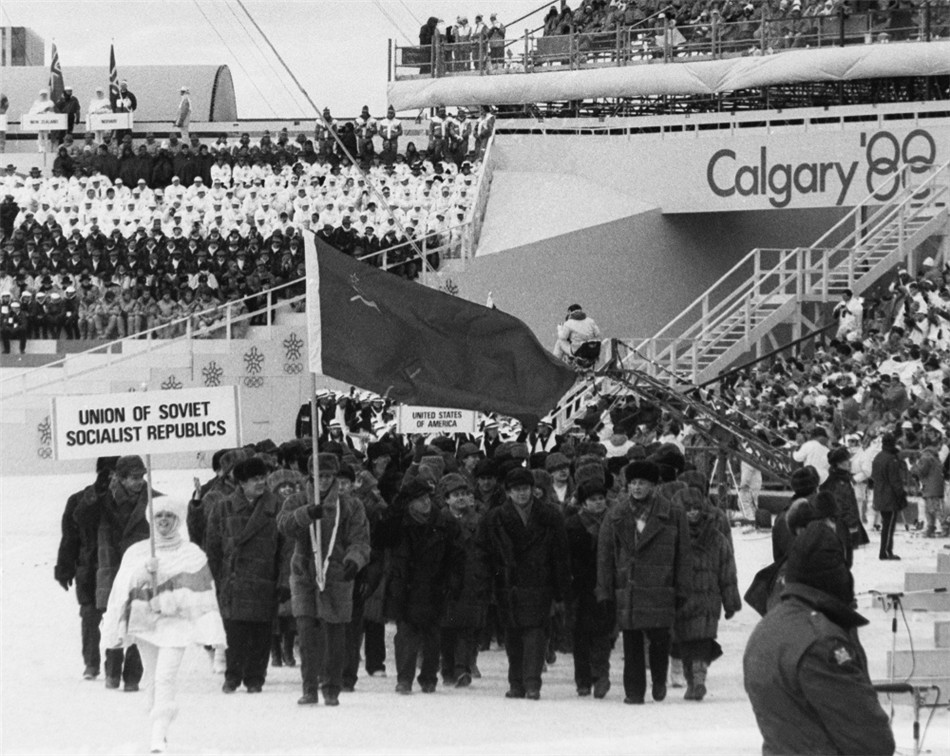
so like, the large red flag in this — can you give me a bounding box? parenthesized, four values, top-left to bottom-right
(304, 234, 576, 427)
(49, 43, 64, 103)
(108, 44, 120, 110)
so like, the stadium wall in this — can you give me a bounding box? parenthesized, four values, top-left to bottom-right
(457, 204, 850, 345)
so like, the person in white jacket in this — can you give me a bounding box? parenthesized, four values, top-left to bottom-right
(101, 497, 225, 754)
(791, 427, 831, 484)
(87, 86, 113, 145)
(554, 303, 602, 363)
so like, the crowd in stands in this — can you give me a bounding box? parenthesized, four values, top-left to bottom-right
(0, 118, 491, 350)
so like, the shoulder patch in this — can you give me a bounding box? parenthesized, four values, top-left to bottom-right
(829, 640, 858, 670)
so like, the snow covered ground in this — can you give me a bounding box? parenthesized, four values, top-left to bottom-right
(1, 468, 948, 755)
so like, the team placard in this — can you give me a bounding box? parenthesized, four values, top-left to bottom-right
(51, 386, 241, 460)
(396, 405, 477, 435)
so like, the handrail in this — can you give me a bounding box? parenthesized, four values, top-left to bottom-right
(395, 3, 950, 79)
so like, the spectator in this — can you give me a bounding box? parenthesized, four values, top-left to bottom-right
(88, 86, 113, 144)
(56, 86, 82, 141)
(175, 86, 191, 141)
(871, 432, 907, 560)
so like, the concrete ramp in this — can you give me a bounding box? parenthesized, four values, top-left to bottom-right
(477, 171, 657, 257)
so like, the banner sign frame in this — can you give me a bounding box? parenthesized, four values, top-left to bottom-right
(396, 405, 477, 435)
(20, 113, 67, 132)
(89, 112, 133, 130)
(51, 386, 241, 460)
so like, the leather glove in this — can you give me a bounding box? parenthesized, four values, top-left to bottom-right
(725, 610, 736, 620)
(306, 503, 325, 520)
(146, 557, 159, 574)
(342, 559, 360, 581)
(57, 576, 73, 591)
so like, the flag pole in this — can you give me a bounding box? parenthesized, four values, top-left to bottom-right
(310, 372, 324, 590)
(145, 452, 157, 592)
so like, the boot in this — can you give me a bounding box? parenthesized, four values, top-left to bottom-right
(669, 658, 686, 688)
(149, 705, 176, 754)
(683, 660, 696, 700)
(282, 632, 296, 667)
(271, 636, 283, 668)
(692, 660, 708, 701)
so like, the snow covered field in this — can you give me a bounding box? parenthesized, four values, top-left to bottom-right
(2, 468, 948, 755)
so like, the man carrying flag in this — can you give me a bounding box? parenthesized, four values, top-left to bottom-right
(108, 45, 135, 143)
(303, 234, 576, 428)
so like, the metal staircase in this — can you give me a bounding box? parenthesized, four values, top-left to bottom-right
(552, 159, 950, 443)
(640, 159, 950, 384)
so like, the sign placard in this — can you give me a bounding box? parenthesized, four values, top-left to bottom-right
(396, 405, 477, 435)
(51, 386, 241, 460)
(0, 114, 7, 132)
(20, 113, 67, 132)
(89, 112, 133, 130)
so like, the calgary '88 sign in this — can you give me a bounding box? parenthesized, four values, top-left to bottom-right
(864, 129, 937, 201)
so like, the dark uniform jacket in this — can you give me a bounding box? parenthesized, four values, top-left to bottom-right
(743, 583, 895, 756)
(56, 485, 98, 606)
(479, 498, 572, 629)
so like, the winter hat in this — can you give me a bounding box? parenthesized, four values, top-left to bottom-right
(115, 455, 146, 478)
(504, 467, 535, 490)
(625, 445, 648, 461)
(267, 468, 300, 493)
(790, 466, 820, 496)
(473, 459, 497, 479)
(786, 521, 854, 604)
(881, 432, 897, 451)
(147, 496, 190, 543)
(624, 460, 660, 485)
(419, 454, 446, 481)
(574, 462, 606, 487)
(508, 442, 530, 461)
(672, 486, 706, 512)
(96, 456, 120, 474)
(576, 479, 607, 504)
(400, 477, 433, 503)
(827, 446, 851, 467)
(314, 452, 340, 475)
(439, 472, 471, 499)
(337, 463, 356, 483)
(545, 452, 571, 472)
(429, 436, 456, 454)
(221, 448, 250, 477)
(457, 442, 479, 460)
(678, 469, 709, 495)
(651, 443, 686, 481)
(787, 491, 836, 531)
(367, 442, 395, 462)
(233, 457, 269, 483)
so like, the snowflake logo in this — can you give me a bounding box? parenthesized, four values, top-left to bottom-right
(37, 416, 52, 446)
(244, 346, 265, 375)
(202, 361, 224, 387)
(441, 278, 459, 296)
(161, 375, 183, 390)
(283, 332, 304, 362)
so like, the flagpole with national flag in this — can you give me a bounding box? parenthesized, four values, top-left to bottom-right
(108, 42, 120, 111)
(49, 42, 64, 104)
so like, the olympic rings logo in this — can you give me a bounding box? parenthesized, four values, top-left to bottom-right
(38, 447, 53, 459)
(283, 363, 304, 374)
(865, 129, 936, 201)
(243, 377, 265, 389)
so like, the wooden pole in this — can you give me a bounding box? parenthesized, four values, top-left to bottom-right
(310, 372, 324, 589)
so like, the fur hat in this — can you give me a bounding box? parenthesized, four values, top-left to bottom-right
(574, 462, 606, 487)
(672, 486, 706, 511)
(439, 472, 471, 499)
(504, 467, 535, 490)
(473, 459, 497, 479)
(315, 452, 340, 475)
(786, 521, 854, 604)
(624, 460, 660, 485)
(790, 466, 820, 496)
(267, 468, 300, 493)
(457, 442, 479, 460)
(678, 469, 709, 495)
(401, 477, 433, 503)
(115, 455, 146, 478)
(545, 452, 571, 472)
(419, 454, 446, 481)
(575, 479, 607, 504)
(233, 457, 269, 483)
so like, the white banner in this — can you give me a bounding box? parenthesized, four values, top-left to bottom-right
(396, 405, 477, 435)
(20, 113, 67, 132)
(51, 386, 241, 460)
(89, 112, 133, 130)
